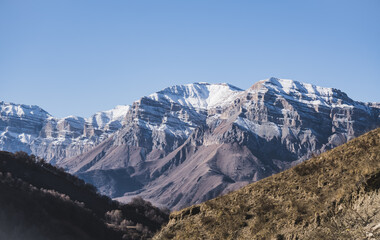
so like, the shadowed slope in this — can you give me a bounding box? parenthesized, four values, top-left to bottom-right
(0, 151, 169, 240)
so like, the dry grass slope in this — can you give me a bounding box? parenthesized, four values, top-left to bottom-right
(154, 127, 380, 240)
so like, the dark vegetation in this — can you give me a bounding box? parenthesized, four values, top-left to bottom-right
(155, 127, 380, 239)
(0, 151, 169, 240)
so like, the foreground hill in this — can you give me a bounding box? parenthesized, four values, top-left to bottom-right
(154, 127, 380, 239)
(0, 151, 168, 240)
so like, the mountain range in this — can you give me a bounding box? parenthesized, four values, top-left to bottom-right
(1, 77, 379, 210)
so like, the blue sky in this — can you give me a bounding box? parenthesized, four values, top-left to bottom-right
(1, 0, 379, 118)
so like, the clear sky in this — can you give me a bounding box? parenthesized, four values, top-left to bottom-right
(1, 0, 379, 118)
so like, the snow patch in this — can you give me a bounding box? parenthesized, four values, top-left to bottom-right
(235, 117, 280, 140)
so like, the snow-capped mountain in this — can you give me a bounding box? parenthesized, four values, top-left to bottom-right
(0, 101, 130, 163)
(0, 101, 51, 153)
(57, 82, 243, 172)
(1, 78, 379, 210)
(147, 82, 243, 109)
(54, 78, 380, 210)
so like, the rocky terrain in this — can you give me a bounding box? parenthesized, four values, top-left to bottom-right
(1, 78, 380, 210)
(154, 127, 380, 240)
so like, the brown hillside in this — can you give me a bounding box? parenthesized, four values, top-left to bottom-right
(154, 127, 380, 240)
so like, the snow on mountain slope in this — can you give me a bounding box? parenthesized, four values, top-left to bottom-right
(258, 77, 361, 109)
(0, 82, 241, 163)
(147, 82, 243, 110)
(0, 101, 51, 153)
(0, 101, 131, 162)
(88, 105, 130, 130)
(112, 83, 244, 150)
(0, 101, 50, 119)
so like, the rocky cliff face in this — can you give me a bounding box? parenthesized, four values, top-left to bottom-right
(54, 78, 380, 210)
(0, 101, 130, 163)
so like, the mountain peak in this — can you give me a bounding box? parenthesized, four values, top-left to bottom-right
(261, 77, 333, 95)
(0, 101, 51, 118)
(147, 82, 243, 109)
(191, 82, 242, 91)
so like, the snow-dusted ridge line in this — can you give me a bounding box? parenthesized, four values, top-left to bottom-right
(252, 77, 372, 112)
(147, 82, 243, 110)
(0, 100, 51, 118)
(1, 78, 379, 166)
(0, 101, 132, 162)
(262, 77, 335, 96)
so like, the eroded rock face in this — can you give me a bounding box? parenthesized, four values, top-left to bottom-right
(2, 79, 380, 210)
